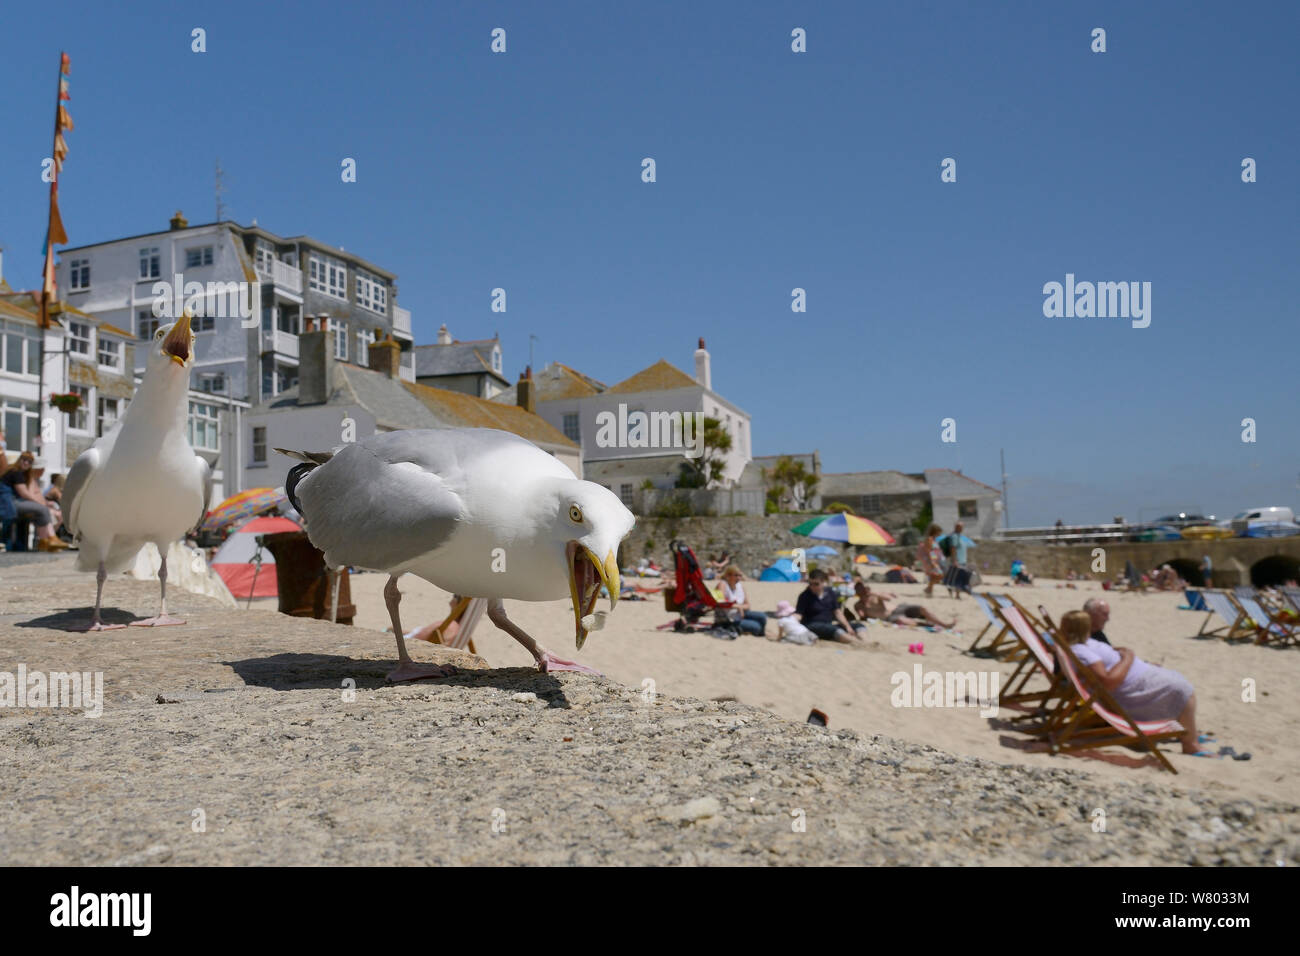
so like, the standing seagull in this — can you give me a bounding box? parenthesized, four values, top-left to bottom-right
(62, 312, 210, 630)
(279, 428, 634, 680)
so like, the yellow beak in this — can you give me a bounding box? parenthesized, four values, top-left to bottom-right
(162, 310, 193, 366)
(568, 544, 621, 651)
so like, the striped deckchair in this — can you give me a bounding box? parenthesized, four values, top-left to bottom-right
(1047, 635, 1184, 774)
(968, 594, 1018, 658)
(1197, 591, 1255, 640)
(1232, 591, 1298, 647)
(994, 602, 1069, 722)
(414, 596, 488, 655)
(1280, 587, 1300, 616)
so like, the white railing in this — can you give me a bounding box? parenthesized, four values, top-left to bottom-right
(392, 305, 412, 337)
(261, 328, 299, 359)
(256, 259, 303, 294)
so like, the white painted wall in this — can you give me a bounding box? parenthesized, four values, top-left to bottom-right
(242, 404, 375, 492)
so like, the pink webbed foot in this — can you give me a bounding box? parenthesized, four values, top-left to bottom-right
(538, 651, 603, 676)
(130, 614, 187, 627)
(77, 621, 128, 632)
(387, 661, 458, 683)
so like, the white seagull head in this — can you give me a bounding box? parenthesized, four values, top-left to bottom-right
(537, 478, 634, 650)
(146, 310, 196, 374)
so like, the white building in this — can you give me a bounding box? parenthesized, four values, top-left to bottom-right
(494, 338, 752, 509)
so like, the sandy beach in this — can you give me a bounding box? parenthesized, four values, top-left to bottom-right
(342, 572, 1299, 805)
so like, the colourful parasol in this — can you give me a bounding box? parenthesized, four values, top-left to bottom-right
(199, 487, 286, 537)
(790, 513, 895, 546)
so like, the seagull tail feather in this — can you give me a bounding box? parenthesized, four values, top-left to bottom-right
(274, 447, 334, 465)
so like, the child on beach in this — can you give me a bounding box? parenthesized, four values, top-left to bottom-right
(772, 600, 817, 645)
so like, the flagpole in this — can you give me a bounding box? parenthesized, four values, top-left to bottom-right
(36, 52, 66, 457)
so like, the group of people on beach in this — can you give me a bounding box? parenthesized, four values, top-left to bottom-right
(1, 450, 71, 552)
(715, 564, 954, 646)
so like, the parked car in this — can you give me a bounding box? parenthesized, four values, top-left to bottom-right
(1152, 513, 1215, 528)
(1225, 506, 1296, 536)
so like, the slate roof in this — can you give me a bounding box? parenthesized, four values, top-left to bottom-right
(413, 338, 508, 385)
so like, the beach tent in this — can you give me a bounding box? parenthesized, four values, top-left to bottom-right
(759, 558, 801, 582)
(211, 514, 301, 600)
(803, 545, 838, 558)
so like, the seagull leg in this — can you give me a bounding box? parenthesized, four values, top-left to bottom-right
(131, 552, 186, 626)
(79, 560, 126, 632)
(487, 598, 603, 676)
(385, 574, 457, 682)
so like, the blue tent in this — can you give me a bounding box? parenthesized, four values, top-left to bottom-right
(803, 545, 838, 558)
(759, 558, 801, 582)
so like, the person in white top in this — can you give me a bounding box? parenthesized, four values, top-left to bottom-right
(772, 600, 816, 645)
(720, 565, 768, 637)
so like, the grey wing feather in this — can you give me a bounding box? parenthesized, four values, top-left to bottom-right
(61, 447, 102, 536)
(194, 456, 213, 531)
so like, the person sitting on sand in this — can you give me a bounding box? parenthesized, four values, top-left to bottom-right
(720, 565, 768, 637)
(772, 600, 817, 645)
(854, 581, 955, 629)
(795, 569, 864, 643)
(1010, 559, 1033, 585)
(1152, 564, 1180, 591)
(704, 550, 732, 580)
(1059, 610, 1209, 757)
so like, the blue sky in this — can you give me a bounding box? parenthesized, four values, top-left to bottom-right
(1, 1, 1295, 526)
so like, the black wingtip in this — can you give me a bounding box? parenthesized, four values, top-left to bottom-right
(285, 461, 317, 516)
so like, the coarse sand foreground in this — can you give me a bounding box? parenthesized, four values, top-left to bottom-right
(1, 556, 1297, 865)
(345, 573, 1299, 805)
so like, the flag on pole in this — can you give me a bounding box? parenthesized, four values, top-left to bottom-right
(39, 51, 73, 329)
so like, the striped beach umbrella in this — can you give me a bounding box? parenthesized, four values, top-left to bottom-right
(790, 513, 895, 546)
(200, 487, 286, 537)
(211, 514, 301, 599)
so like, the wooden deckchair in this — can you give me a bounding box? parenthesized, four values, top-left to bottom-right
(992, 601, 1070, 722)
(1280, 586, 1300, 616)
(968, 593, 1019, 658)
(421, 596, 487, 655)
(1231, 590, 1298, 647)
(1197, 591, 1255, 640)
(1047, 636, 1184, 773)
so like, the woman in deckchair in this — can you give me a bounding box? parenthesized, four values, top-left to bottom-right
(1059, 610, 1209, 756)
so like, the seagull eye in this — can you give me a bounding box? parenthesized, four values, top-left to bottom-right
(569, 505, 583, 523)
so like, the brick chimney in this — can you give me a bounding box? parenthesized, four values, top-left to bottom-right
(169, 210, 188, 231)
(517, 366, 536, 414)
(693, 337, 711, 390)
(298, 328, 334, 405)
(367, 334, 402, 379)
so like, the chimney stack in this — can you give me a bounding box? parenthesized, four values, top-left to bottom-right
(169, 210, 188, 231)
(298, 328, 334, 405)
(517, 366, 536, 414)
(437, 324, 452, 345)
(693, 336, 711, 390)
(367, 334, 402, 379)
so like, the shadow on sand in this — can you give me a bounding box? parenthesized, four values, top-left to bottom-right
(14, 606, 146, 630)
(223, 652, 572, 706)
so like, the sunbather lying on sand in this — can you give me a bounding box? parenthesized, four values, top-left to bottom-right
(854, 582, 955, 629)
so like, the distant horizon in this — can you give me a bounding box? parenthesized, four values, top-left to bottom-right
(2, 1, 1295, 526)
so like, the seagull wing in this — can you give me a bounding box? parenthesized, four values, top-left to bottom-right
(61, 445, 102, 537)
(194, 455, 213, 531)
(296, 434, 467, 571)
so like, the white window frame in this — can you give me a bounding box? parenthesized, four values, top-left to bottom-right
(255, 240, 275, 274)
(68, 320, 92, 357)
(68, 258, 90, 291)
(198, 372, 227, 394)
(355, 270, 387, 315)
(252, 426, 267, 463)
(185, 246, 214, 269)
(309, 254, 348, 300)
(68, 384, 92, 433)
(188, 400, 220, 451)
(1, 399, 41, 452)
(562, 413, 580, 443)
(137, 309, 161, 340)
(356, 327, 376, 361)
(139, 246, 160, 280)
(1, 320, 40, 377)
(328, 318, 348, 360)
(97, 396, 120, 437)
(97, 336, 122, 371)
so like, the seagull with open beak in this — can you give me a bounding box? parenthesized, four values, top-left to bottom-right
(60, 311, 212, 629)
(279, 427, 635, 679)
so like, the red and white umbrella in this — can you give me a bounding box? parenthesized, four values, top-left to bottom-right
(211, 514, 301, 600)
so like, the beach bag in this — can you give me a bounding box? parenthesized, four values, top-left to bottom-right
(939, 536, 953, 559)
(943, 565, 973, 593)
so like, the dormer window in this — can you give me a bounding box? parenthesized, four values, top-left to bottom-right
(492, 348, 501, 372)
(185, 246, 214, 268)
